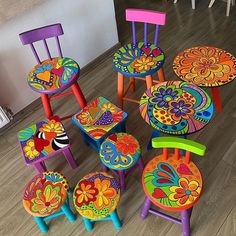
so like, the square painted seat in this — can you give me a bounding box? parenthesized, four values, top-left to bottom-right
(18, 116, 77, 173)
(72, 97, 128, 151)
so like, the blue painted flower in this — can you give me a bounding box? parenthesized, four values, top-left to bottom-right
(45, 172, 63, 183)
(35, 64, 52, 73)
(118, 47, 141, 66)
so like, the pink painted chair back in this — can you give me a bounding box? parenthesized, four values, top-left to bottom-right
(126, 9, 166, 47)
(19, 23, 64, 64)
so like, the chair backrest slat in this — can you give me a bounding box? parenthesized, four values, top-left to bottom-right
(56, 36, 63, 57)
(30, 43, 41, 64)
(154, 25, 159, 47)
(132, 21, 136, 45)
(144, 23, 148, 47)
(43, 39, 52, 60)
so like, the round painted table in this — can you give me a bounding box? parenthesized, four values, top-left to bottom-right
(99, 133, 141, 170)
(27, 57, 80, 94)
(73, 172, 120, 220)
(22, 171, 69, 217)
(142, 153, 203, 211)
(139, 81, 214, 136)
(173, 46, 236, 111)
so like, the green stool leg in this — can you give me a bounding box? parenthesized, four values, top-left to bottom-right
(34, 216, 48, 233)
(82, 217, 93, 231)
(61, 203, 76, 223)
(110, 210, 122, 230)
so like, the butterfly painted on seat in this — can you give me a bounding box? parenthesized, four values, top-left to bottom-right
(152, 162, 179, 187)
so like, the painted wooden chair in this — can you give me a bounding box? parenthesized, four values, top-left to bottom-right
(73, 172, 122, 231)
(99, 133, 144, 191)
(141, 137, 206, 236)
(174, 0, 196, 9)
(208, 0, 235, 16)
(18, 116, 77, 173)
(72, 97, 127, 151)
(19, 23, 87, 120)
(22, 171, 76, 233)
(112, 9, 166, 109)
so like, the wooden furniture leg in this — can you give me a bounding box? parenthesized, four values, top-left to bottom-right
(117, 72, 124, 108)
(41, 94, 53, 119)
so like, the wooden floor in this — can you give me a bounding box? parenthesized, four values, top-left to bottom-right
(1, 1, 236, 235)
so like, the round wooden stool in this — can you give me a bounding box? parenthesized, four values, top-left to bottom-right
(73, 172, 122, 231)
(22, 171, 76, 233)
(99, 133, 144, 191)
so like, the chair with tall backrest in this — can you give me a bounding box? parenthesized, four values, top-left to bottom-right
(174, 0, 196, 9)
(113, 9, 166, 109)
(141, 137, 206, 236)
(208, 0, 235, 16)
(19, 24, 87, 120)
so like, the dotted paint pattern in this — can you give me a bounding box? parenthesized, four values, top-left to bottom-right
(139, 81, 214, 135)
(113, 42, 165, 77)
(173, 46, 236, 87)
(142, 154, 203, 211)
(73, 172, 120, 220)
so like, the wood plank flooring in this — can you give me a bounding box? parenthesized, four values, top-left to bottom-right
(1, 0, 236, 235)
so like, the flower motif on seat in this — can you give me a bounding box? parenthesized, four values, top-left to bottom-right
(169, 178, 200, 206)
(31, 183, 62, 215)
(101, 103, 117, 113)
(23, 139, 40, 160)
(40, 119, 64, 135)
(150, 86, 182, 108)
(168, 99, 194, 121)
(118, 48, 141, 66)
(115, 134, 139, 155)
(131, 56, 157, 73)
(74, 180, 98, 207)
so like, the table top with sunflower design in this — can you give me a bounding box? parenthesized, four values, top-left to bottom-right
(139, 81, 214, 135)
(142, 154, 203, 212)
(27, 57, 80, 94)
(113, 42, 165, 77)
(73, 172, 120, 220)
(72, 97, 128, 140)
(22, 171, 69, 217)
(18, 116, 69, 164)
(173, 46, 236, 87)
(99, 133, 141, 170)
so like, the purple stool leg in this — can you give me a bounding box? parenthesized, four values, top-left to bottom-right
(118, 170, 126, 191)
(63, 147, 77, 169)
(188, 207, 193, 219)
(140, 197, 151, 219)
(34, 161, 46, 173)
(181, 210, 190, 236)
(137, 157, 145, 171)
(101, 164, 108, 172)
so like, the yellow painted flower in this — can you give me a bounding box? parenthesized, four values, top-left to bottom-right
(169, 178, 200, 206)
(101, 103, 117, 113)
(131, 55, 157, 72)
(40, 120, 64, 134)
(23, 139, 40, 160)
(94, 178, 116, 209)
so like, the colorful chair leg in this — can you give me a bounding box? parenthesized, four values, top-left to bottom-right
(211, 87, 223, 112)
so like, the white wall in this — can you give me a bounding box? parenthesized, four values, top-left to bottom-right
(0, 0, 118, 114)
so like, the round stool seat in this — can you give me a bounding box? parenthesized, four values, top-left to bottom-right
(73, 172, 120, 220)
(142, 154, 203, 212)
(28, 57, 80, 94)
(100, 133, 141, 170)
(22, 171, 69, 217)
(113, 42, 165, 77)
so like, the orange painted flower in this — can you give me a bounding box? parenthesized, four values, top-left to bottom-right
(101, 103, 117, 113)
(169, 178, 200, 206)
(74, 180, 98, 207)
(40, 120, 64, 134)
(131, 56, 157, 72)
(77, 111, 93, 125)
(115, 134, 139, 155)
(94, 178, 116, 209)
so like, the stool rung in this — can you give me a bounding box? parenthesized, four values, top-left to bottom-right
(149, 208, 182, 224)
(50, 90, 74, 100)
(122, 97, 139, 104)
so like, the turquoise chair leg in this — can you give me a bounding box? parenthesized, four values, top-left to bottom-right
(110, 210, 122, 230)
(34, 216, 48, 233)
(82, 217, 93, 231)
(61, 203, 76, 223)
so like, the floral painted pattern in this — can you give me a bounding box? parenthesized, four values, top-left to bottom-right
(143, 154, 203, 211)
(72, 97, 127, 140)
(73, 172, 120, 220)
(113, 42, 164, 76)
(139, 81, 214, 135)
(173, 46, 236, 87)
(28, 57, 79, 92)
(18, 116, 69, 164)
(100, 133, 141, 170)
(22, 171, 68, 217)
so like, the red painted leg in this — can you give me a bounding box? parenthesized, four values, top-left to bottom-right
(71, 82, 87, 109)
(146, 75, 153, 89)
(41, 94, 53, 119)
(129, 77, 135, 92)
(117, 72, 124, 109)
(211, 87, 223, 112)
(157, 68, 165, 82)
